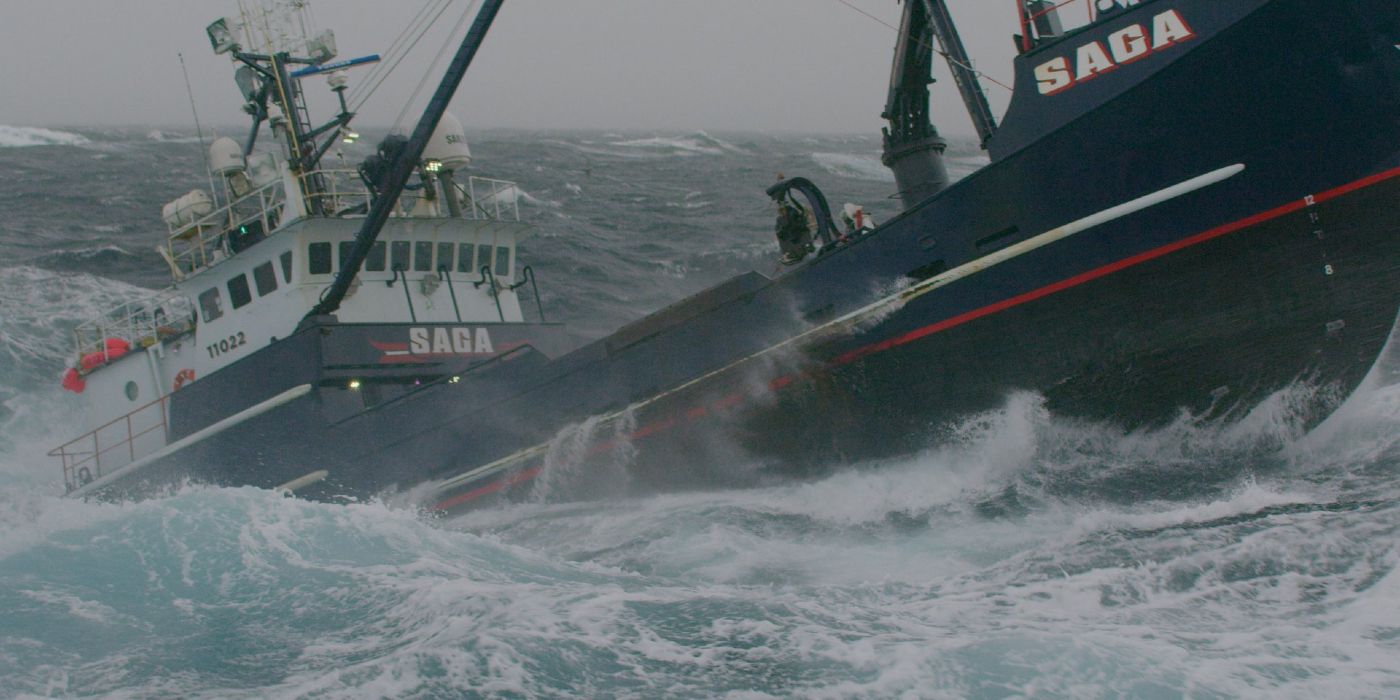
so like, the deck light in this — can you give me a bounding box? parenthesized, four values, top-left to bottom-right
(341, 130, 360, 144)
(423, 159, 443, 173)
(207, 18, 239, 55)
(348, 379, 361, 390)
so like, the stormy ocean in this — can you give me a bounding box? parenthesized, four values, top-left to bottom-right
(2, 126, 1399, 698)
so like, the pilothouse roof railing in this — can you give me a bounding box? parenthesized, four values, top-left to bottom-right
(159, 167, 523, 281)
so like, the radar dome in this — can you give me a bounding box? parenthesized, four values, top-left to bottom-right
(209, 137, 245, 174)
(424, 112, 472, 171)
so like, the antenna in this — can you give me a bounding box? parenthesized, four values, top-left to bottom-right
(178, 52, 218, 196)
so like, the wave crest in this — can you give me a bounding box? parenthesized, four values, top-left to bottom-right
(0, 266, 155, 387)
(811, 152, 895, 182)
(0, 125, 90, 148)
(609, 131, 746, 157)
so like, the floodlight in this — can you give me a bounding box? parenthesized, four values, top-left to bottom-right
(234, 66, 260, 103)
(307, 30, 338, 64)
(207, 17, 239, 55)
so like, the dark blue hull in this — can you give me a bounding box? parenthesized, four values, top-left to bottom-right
(85, 0, 1400, 513)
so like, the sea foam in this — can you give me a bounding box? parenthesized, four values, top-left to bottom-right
(0, 125, 90, 148)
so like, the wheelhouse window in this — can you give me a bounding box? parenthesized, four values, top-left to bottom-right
(495, 246, 510, 276)
(413, 241, 433, 272)
(457, 243, 474, 273)
(253, 261, 278, 296)
(365, 241, 387, 272)
(308, 242, 332, 275)
(476, 245, 492, 274)
(338, 242, 355, 272)
(228, 274, 252, 309)
(279, 250, 293, 283)
(199, 288, 224, 322)
(390, 241, 410, 271)
(437, 242, 454, 272)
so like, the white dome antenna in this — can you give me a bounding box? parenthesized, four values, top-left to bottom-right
(209, 137, 245, 174)
(424, 113, 472, 172)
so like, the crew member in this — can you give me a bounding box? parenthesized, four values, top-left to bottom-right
(775, 199, 813, 265)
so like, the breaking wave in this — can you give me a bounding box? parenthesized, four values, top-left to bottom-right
(0, 266, 155, 389)
(609, 131, 747, 157)
(0, 125, 90, 148)
(2, 372, 1398, 697)
(811, 152, 896, 182)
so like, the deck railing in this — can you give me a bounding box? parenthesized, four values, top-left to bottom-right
(73, 294, 196, 360)
(460, 176, 522, 222)
(51, 393, 170, 493)
(162, 179, 285, 278)
(303, 169, 522, 223)
(160, 169, 523, 280)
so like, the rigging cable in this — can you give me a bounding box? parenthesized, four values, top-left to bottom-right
(349, 0, 459, 111)
(348, 0, 451, 108)
(347, 0, 450, 105)
(833, 0, 1014, 92)
(177, 52, 218, 197)
(392, 0, 481, 133)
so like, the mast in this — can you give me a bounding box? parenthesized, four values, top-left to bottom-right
(209, 3, 368, 214)
(306, 0, 506, 320)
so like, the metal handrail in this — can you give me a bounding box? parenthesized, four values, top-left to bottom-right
(73, 294, 195, 360)
(463, 177, 521, 222)
(509, 265, 546, 322)
(50, 393, 170, 493)
(306, 169, 523, 223)
(438, 267, 463, 322)
(383, 267, 418, 322)
(474, 265, 505, 322)
(163, 178, 285, 278)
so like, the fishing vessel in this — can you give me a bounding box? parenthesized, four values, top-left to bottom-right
(54, 0, 1400, 516)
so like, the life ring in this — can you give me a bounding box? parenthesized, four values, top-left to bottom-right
(173, 368, 196, 391)
(77, 466, 94, 485)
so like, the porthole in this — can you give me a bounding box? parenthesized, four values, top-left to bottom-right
(125, 381, 139, 402)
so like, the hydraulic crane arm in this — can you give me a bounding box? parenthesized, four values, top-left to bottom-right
(881, 0, 998, 210)
(924, 0, 998, 148)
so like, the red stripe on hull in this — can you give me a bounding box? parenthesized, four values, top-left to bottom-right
(430, 165, 1400, 513)
(433, 466, 542, 512)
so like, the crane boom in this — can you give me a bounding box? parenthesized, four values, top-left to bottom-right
(881, 0, 998, 211)
(923, 0, 998, 148)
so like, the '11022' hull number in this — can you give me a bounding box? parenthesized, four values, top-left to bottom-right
(207, 332, 247, 358)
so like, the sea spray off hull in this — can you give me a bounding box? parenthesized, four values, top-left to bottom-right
(68, 0, 1400, 514)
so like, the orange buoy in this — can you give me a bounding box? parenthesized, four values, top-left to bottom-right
(79, 338, 132, 370)
(61, 367, 86, 393)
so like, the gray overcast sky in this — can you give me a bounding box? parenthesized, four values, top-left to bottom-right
(0, 1, 1046, 136)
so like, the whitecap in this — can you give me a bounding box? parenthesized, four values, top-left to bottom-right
(810, 152, 896, 182)
(0, 125, 90, 148)
(0, 266, 157, 378)
(608, 132, 746, 158)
